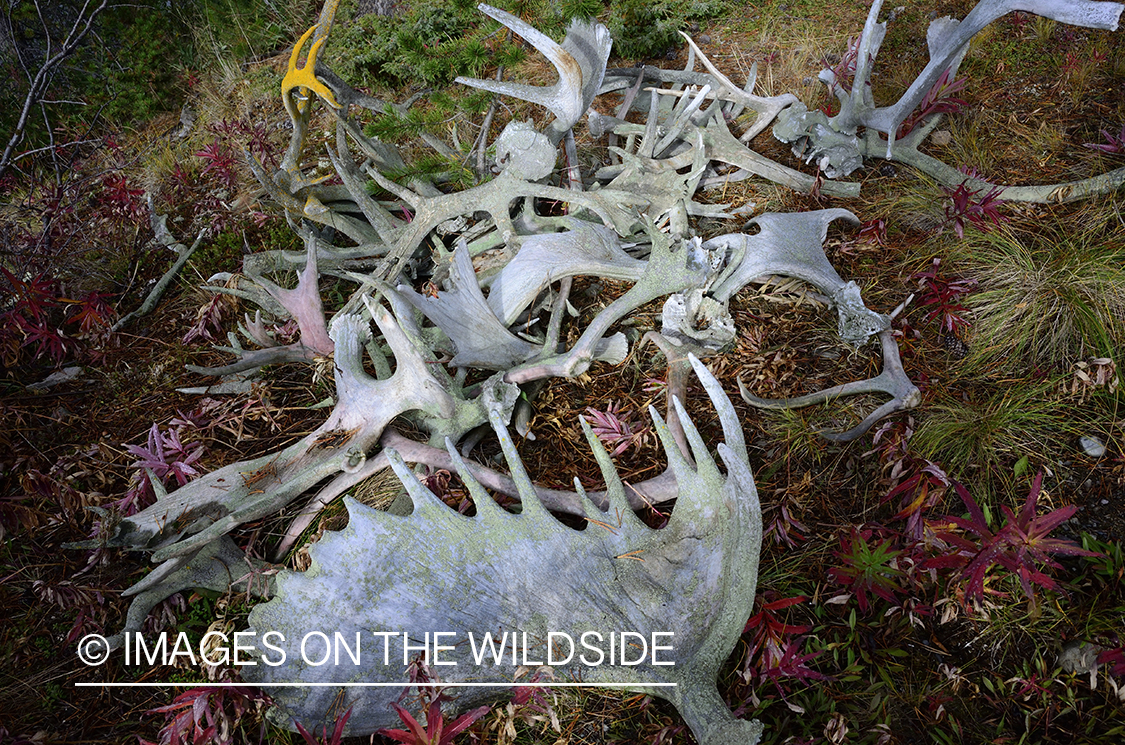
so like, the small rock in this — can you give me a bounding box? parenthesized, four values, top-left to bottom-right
(1080, 435, 1107, 458)
(699, 34, 711, 44)
(931, 129, 952, 146)
(1059, 641, 1104, 688)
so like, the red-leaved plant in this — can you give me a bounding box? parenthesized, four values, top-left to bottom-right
(295, 706, 352, 745)
(141, 685, 272, 745)
(742, 593, 830, 705)
(912, 258, 976, 335)
(942, 180, 1008, 238)
(116, 423, 205, 515)
(1083, 123, 1125, 154)
(828, 527, 907, 614)
(898, 67, 968, 138)
(583, 402, 653, 456)
(935, 472, 1100, 607)
(381, 699, 491, 745)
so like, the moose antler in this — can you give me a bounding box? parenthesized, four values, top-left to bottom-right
(708, 209, 889, 346)
(485, 219, 646, 327)
(243, 356, 764, 745)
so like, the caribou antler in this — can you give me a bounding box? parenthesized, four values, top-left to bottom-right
(187, 238, 334, 376)
(456, 4, 612, 144)
(775, 0, 1124, 190)
(109, 300, 487, 564)
(739, 328, 921, 441)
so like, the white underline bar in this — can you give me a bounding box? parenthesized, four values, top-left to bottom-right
(75, 681, 676, 688)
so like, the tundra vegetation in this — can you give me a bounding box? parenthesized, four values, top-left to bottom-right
(1, 0, 1124, 743)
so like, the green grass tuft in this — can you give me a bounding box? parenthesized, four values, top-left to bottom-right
(912, 378, 1074, 491)
(950, 220, 1125, 371)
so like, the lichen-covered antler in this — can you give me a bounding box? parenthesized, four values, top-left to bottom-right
(243, 356, 763, 745)
(775, 0, 1125, 198)
(484, 219, 646, 327)
(504, 227, 719, 384)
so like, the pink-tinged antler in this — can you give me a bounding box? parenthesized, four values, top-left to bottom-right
(186, 238, 333, 376)
(110, 299, 472, 564)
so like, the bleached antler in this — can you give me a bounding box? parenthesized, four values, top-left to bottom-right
(109, 300, 482, 564)
(456, 4, 612, 144)
(776, 0, 1124, 191)
(243, 356, 764, 745)
(708, 209, 888, 346)
(739, 328, 921, 441)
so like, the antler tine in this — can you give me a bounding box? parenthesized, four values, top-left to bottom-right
(678, 31, 798, 142)
(384, 447, 463, 518)
(442, 437, 510, 523)
(845, 0, 1124, 156)
(488, 408, 550, 520)
(457, 4, 611, 141)
(578, 416, 647, 525)
(689, 353, 748, 466)
(738, 328, 920, 441)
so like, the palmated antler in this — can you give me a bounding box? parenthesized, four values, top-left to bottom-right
(244, 356, 763, 745)
(739, 328, 921, 441)
(362, 149, 647, 281)
(708, 209, 889, 346)
(187, 238, 334, 376)
(504, 227, 721, 383)
(485, 219, 647, 327)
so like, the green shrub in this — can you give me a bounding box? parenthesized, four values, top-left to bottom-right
(607, 0, 725, 60)
(331, 0, 526, 89)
